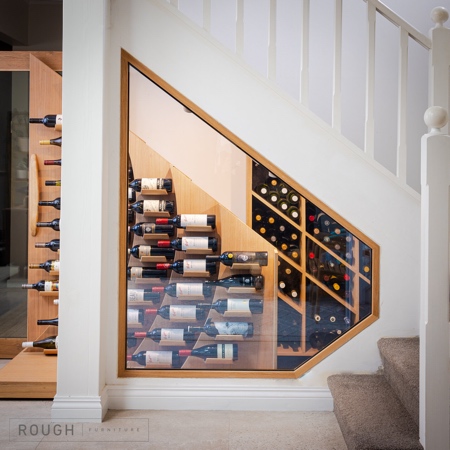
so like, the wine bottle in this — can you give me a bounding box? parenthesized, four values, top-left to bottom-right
(157, 237, 218, 252)
(35, 238, 60, 252)
(128, 209, 135, 224)
(129, 328, 196, 343)
(128, 245, 175, 259)
(128, 163, 134, 183)
(156, 259, 217, 275)
(204, 274, 264, 290)
(277, 199, 289, 212)
(45, 180, 61, 187)
(155, 214, 216, 229)
(254, 183, 269, 197)
(287, 191, 300, 205)
(127, 288, 161, 303)
(277, 183, 289, 196)
(126, 267, 168, 280)
(210, 298, 263, 314)
(163, 282, 213, 297)
(128, 187, 136, 204)
(127, 350, 181, 368)
(37, 317, 58, 326)
(130, 200, 174, 215)
(143, 304, 209, 321)
(29, 114, 62, 130)
(29, 259, 60, 273)
(36, 218, 60, 231)
(22, 280, 59, 292)
(189, 318, 253, 337)
(22, 335, 58, 349)
(39, 136, 62, 147)
(179, 343, 238, 361)
(207, 251, 268, 267)
(130, 222, 175, 237)
(44, 159, 61, 166)
(267, 190, 280, 204)
(129, 178, 173, 193)
(286, 206, 300, 221)
(38, 197, 61, 210)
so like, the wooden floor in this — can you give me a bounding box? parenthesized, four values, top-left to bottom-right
(0, 351, 56, 398)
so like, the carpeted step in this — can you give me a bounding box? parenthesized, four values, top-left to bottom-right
(328, 374, 423, 450)
(378, 337, 419, 427)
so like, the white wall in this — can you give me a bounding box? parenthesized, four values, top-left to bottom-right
(54, 0, 422, 418)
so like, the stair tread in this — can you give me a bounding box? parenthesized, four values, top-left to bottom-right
(328, 374, 422, 450)
(378, 337, 419, 426)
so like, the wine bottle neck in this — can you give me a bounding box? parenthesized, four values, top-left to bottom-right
(178, 349, 192, 357)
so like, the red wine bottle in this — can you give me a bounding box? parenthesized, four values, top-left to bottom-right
(126, 267, 168, 280)
(130, 222, 175, 237)
(127, 288, 161, 303)
(207, 251, 268, 267)
(179, 343, 238, 361)
(39, 136, 62, 147)
(35, 239, 60, 252)
(28, 259, 60, 273)
(128, 245, 175, 259)
(157, 236, 218, 252)
(37, 317, 58, 326)
(38, 197, 61, 210)
(127, 350, 181, 368)
(45, 180, 61, 187)
(22, 280, 59, 292)
(130, 200, 174, 214)
(36, 218, 60, 231)
(43, 159, 62, 166)
(129, 178, 173, 193)
(128, 188, 136, 204)
(163, 282, 213, 297)
(155, 214, 216, 229)
(210, 298, 263, 314)
(130, 328, 196, 343)
(204, 274, 264, 290)
(156, 259, 217, 275)
(189, 318, 253, 337)
(22, 335, 58, 349)
(29, 114, 62, 130)
(144, 304, 209, 321)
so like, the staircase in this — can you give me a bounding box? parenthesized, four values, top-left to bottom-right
(328, 337, 422, 450)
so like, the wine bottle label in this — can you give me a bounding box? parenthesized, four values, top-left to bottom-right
(51, 261, 60, 272)
(139, 246, 152, 257)
(181, 236, 208, 250)
(227, 299, 250, 312)
(183, 259, 206, 272)
(130, 267, 143, 280)
(179, 214, 207, 227)
(145, 351, 172, 366)
(175, 283, 203, 296)
(143, 223, 155, 234)
(169, 305, 197, 319)
(127, 289, 144, 301)
(143, 200, 166, 213)
(55, 114, 63, 131)
(141, 178, 164, 190)
(161, 328, 185, 341)
(44, 281, 58, 292)
(127, 309, 140, 323)
(217, 343, 233, 359)
(215, 322, 249, 336)
(128, 187, 133, 199)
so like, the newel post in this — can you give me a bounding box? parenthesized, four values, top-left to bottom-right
(420, 106, 450, 449)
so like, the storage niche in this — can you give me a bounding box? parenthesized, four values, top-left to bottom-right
(119, 50, 379, 379)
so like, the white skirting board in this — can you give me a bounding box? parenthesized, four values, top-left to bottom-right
(51, 385, 333, 421)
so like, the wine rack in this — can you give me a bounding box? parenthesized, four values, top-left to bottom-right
(121, 133, 278, 375)
(250, 161, 377, 370)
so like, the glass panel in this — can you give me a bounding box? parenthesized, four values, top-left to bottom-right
(0, 72, 29, 339)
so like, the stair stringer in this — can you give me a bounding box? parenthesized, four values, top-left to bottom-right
(105, 0, 421, 396)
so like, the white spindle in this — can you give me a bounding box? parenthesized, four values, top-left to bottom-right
(364, 0, 376, 158)
(300, 0, 310, 107)
(396, 27, 408, 182)
(268, 0, 277, 81)
(332, 0, 343, 132)
(236, 0, 244, 58)
(203, 0, 211, 33)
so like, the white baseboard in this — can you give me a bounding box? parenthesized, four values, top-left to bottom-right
(51, 390, 109, 422)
